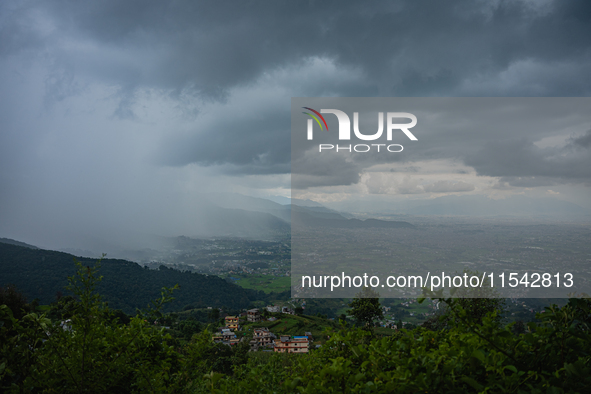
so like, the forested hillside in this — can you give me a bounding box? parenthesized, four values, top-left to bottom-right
(0, 243, 264, 312)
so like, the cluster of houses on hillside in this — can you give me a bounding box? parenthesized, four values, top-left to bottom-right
(212, 308, 312, 353)
(212, 328, 240, 346)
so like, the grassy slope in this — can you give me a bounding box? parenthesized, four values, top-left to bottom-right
(231, 275, 291, 293)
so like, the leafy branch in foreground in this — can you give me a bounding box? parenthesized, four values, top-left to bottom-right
(137, 283, 180, 324)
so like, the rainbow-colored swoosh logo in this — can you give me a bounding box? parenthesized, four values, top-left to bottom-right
(302, 107, 329, 131)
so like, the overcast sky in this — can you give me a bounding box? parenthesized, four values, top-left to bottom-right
(1, 0, 590, 250)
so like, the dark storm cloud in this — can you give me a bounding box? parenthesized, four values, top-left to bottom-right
(570, 130, 591, 149)
(158, 109, 291, 174)
(40, 0, 589, 98)
(3, 0, 591, 176)
(465, 133, 591, 185)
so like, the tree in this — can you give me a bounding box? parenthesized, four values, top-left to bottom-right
(25, 259, 180, 392)
(347, 287, 383, 331)
(452, 270, 506, 326)
(422, 269, 506, 330)
(512, 320, 525, 335)
(179, 319, 202, 340)
(0, 284, 32, 319)
(208, 308, 220, 322)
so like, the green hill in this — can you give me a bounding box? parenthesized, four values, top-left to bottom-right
(0, 243, 265, 313)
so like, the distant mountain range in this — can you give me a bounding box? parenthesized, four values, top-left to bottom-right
(193, 201, 290, 239)
(327, 194, 591, 220)
(290, 207, 415, 229)
(206, 192, 415, 230)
